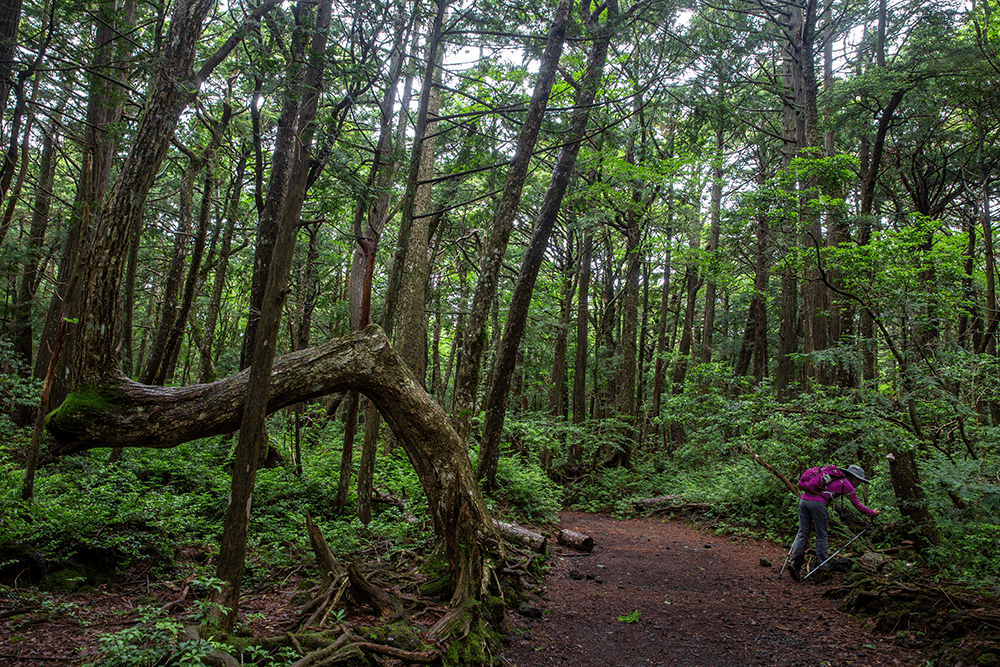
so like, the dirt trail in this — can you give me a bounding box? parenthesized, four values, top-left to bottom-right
(503, 511, 927, 667)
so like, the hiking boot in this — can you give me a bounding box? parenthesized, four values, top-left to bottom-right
(788, 556, 804, 582)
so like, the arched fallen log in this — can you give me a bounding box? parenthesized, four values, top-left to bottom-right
(45, 325, 500, 639)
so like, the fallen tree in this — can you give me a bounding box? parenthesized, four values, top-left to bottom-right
(45, 325, 501, 640)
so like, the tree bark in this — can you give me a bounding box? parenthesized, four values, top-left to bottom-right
(702, 126, 724, 363)
(570, 229, 592, 463)
(451, 0, 572, 443)
(389, 4, 445, 375)
(0, 0, 22, 116)
(476, 12, 611, 487)
(145, 122, 225, 385)
(240, 3, 309, 370)
(71, 0, 280, 385)
(886, 450, 941, 550)
(199, 149, 247, 383)
(47, 326, 498, 635)
(13, 113, 58, 373)
(216, 0, 331, 629)
(34, 0, 136, 403)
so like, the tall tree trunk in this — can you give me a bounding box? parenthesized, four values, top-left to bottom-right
(451, 0, 572, 443)
(34, 0, 136, 403)
(216, 0, 332, 630)
(702, 126, 724, 363)
(477, 14, 612, 487)
(392, 7, 444, 380)
(549, 231, 574, 426)
(887, 449, 941, 549)
(613, 211, 640, 466)
(650, 233, 672, 417)
(199, 148, 247, 383)
(13, 113, 58, 373)
(671, 186, 702, 393)
(240, 6, 309, 370)
(570, 229, 592, 463)
(351, 11, 412, 523)
(26, 0, 277, 499)
(735, 142, 770, 383)
(0, 0, 22, 116)
(775, 8, 802, 400)
(144, 121, 226, 385)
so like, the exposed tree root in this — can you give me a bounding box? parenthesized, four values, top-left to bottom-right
(825, 573, 1000, 665)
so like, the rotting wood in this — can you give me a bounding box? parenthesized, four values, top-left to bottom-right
(347, 563, 404, 617)
(556, 528, 594, 553)
(306, 511, 344, 585)
(493, 519, 547, 553)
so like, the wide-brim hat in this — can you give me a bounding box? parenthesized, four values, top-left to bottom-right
(841, 464, 869, 483)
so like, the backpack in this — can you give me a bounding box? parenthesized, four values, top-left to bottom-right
(798, 465, 844, 496)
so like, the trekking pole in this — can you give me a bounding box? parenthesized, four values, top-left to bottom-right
(802, 522, 873, 580)
(778, 528, 797, 578)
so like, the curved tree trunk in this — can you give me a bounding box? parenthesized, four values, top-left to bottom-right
(46, 325, 499, 633)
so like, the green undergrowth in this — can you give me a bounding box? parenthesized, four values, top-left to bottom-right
(0, 421, 437, 588)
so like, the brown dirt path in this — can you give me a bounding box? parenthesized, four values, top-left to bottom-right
(503, 511, 927, 667)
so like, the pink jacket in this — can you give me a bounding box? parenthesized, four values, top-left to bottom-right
(801, 477, 878, 517)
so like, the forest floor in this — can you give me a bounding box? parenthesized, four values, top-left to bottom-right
(2, 510, 983, 667)
(502, 511, 930, 667)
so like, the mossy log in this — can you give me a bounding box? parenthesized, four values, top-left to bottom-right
(493, 519, 547, 553)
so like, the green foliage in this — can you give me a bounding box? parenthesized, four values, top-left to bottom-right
(0, 424, 438, 586)
(617, 609, 641, 623)
(85, 592, 230, 667)
(491, 455, 563, 523)
(0, 337, 40, 441)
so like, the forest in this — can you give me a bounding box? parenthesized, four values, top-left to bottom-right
(0, 0, 998, 663)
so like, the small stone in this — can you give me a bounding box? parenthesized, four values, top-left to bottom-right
(760, 558, 772, 567)
(518, 603, 543, 619)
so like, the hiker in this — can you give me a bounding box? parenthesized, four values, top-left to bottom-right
(788, 464, 880, 581)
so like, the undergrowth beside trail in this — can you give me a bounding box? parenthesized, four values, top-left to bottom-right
(1, 368, 998, 665)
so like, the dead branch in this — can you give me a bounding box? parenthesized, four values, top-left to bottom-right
(347, 563, 404, 617)
(743, 447, 799, 496)
(306, 511, 344, 585)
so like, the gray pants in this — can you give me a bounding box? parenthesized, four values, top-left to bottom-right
(791, 499, 829, 564)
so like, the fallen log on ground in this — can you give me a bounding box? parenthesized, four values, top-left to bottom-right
(556, 529, 594, 553)
(493, 519, 547, 553)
